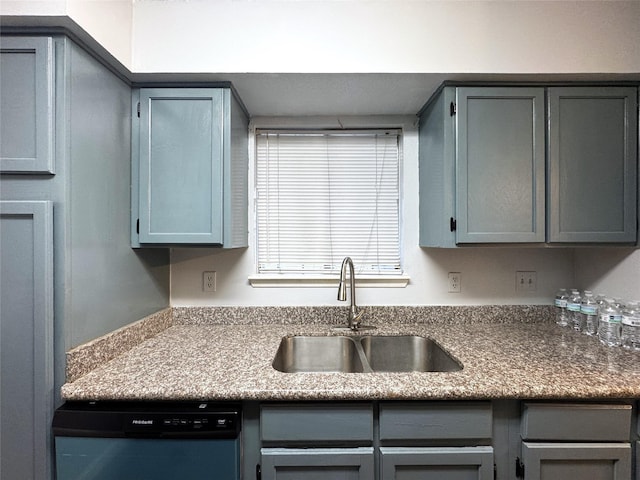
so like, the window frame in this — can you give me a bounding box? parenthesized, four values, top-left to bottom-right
(248, 117, 409, 288)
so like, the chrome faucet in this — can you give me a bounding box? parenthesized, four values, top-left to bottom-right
(337, 257, 364, 330)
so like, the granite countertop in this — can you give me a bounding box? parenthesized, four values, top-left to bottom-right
(60, 307, 640, 401)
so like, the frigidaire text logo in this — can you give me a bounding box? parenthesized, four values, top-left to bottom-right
(131, 419, 153, 425)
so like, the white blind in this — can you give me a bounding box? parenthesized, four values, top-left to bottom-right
(255, 129, 401, 275)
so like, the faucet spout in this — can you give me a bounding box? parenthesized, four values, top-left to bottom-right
(337, 257, 362, 330)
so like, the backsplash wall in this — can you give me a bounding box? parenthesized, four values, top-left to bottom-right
(575, 248, 640, 302)
(170, 246, 574, 307)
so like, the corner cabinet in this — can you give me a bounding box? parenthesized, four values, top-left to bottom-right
(419, 84, 638, 247)
(2, 33, 169, 480)
(131, 87, 249, 247)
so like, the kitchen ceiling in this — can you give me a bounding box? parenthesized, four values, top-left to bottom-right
(134, 72, 640, 117)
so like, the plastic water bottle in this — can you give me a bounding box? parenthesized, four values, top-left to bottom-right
(580, 291, 599, 336)
(621, 301, 640, 351)
(598, 298, 622, 347)
(554, 288, 569, 326)
(567, 289, 582, 331)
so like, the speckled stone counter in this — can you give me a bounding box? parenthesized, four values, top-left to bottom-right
(61, 306, 640, 401)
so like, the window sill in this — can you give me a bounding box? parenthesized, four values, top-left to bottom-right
(248, 274, 410, 288)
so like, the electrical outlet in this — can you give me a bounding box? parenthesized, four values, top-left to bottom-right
(516, 271, 537, 292)
(203, 271, 216, 292)
(448, 272, 461, 293)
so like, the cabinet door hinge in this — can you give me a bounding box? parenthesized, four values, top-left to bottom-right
(137, 102, 141, 118)
(515, 457, 525, 478)
(450, 101, 456, 116)
(450, 217, 457, 232)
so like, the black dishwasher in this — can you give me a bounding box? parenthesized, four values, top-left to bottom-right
(53, 401, 241, 480)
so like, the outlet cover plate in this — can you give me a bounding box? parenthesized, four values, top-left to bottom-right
(516, 271, 537, 292)
(448, 272, 461, 293)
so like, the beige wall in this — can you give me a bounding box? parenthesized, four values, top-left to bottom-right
(4, 1, 639, 75)
(1, 0, 133, 67)
(130, 0, 640, 74)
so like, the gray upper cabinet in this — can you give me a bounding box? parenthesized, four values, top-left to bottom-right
(456, 87, 546, 243)
(419, 86, 545, 247)
(132, 87, 249, 247)
(0, 36, 54, 173)
(419, 84, 639, 247)
(547, 87, 638, 243)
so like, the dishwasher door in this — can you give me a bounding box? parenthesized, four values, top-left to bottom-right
(53, 401, 241, 480)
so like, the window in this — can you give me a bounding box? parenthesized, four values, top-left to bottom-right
(254, 129, 402, 279)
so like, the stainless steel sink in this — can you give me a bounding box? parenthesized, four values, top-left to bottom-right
(272, 335, 462, 373)
(360, 335, 462, 372)
(272, 336, 365, 373)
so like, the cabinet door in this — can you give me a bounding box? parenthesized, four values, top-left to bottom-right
(380, 446, 494, 480)
(0, 201, 54, 480)
(456, 87, 545, 243)
(138, 88, 224, 244)
(547, 87, 637, 243)
(261, 447, 374, 480)
(0, 37, 54, 173)
(522, 442, 631, 480)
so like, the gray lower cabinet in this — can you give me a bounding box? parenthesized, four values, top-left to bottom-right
(0, 201, 54, 480)
(261, 447, 375, 480)
(521, 442, 631, 480)
(249, 401, 640, 480)
(379, 402, 495, 480)
(519, 403, 633, 480)
(380, 446, 495, 480)
(259, 404, 374, 480)
(257, 402, 496, 480)
(132, 87, 248, 247)
(418, 84, 638, 247)
(636, 442, 639, 480)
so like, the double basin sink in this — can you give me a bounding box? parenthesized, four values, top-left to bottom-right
(272, 335, 462, 373)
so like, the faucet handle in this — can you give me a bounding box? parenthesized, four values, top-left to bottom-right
(350, 309, 365, 330)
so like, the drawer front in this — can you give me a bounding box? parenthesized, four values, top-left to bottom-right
(380, 446, 495, 480)
(379, 402, 493, 441)
(261, 447, 374, 480)
(522, 442, 631, 480)
(261, 404, 373, 443)
(521, 403, 632, 441)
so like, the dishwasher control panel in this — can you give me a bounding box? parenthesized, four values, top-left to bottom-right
(53, 401, 241, 439)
